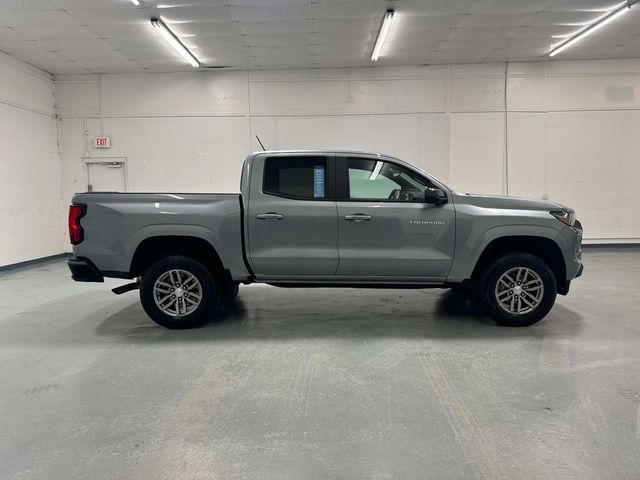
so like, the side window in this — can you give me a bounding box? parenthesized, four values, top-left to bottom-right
(347, 158, 432, 202)
(263, 156, 327, 200)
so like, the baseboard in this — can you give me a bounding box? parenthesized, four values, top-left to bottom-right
(583, 238, 640, 245)
(582, 243, 640, 249)
(0, 252, 70, 273)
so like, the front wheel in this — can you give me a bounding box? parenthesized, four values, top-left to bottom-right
(140, 255, 219, 329)
(475, 252, 557, 327)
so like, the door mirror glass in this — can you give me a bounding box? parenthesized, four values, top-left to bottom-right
(424, 187, 447, 205)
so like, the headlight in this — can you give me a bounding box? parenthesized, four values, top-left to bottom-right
(550, 210, 575, 227)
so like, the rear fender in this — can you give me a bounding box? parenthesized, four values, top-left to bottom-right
(126, 224, 223, 272)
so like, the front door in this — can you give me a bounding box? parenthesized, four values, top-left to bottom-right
(246, 153, 338, 277)
(336, 156, 455, 279)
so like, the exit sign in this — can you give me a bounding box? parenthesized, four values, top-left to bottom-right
(94, 136, 111, 148)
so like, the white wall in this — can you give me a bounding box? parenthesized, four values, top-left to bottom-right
(55, 59, 640, 243)
(0, 52, 64, 266)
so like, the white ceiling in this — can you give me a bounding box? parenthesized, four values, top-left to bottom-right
(0, 0, 639, 74)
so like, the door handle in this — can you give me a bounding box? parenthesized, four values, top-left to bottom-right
(344, 214, 372, 222)
(256, 212, 284, 220)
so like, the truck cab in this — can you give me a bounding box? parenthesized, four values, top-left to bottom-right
(245, 152, 455, 283)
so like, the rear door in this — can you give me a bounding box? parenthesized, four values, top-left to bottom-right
(246, 153, 338, 277)
(335, 156, 455, 279)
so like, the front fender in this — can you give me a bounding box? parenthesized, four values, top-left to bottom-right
(447, 224, 561, 283)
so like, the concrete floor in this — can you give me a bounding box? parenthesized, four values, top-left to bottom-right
(1, 250, 639, 480)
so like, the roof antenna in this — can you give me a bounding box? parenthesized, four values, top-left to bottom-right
(255, 135, 266, 151)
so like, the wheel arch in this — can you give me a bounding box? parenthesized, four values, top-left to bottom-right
(129, 235, 226, 284)
(470, 235, 567, 293)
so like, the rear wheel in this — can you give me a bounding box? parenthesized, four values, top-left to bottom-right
(140, 255, 219, 329)
(475, 252, 557, 327)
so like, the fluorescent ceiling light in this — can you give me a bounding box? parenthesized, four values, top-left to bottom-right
(130, 0, 140, 5)
(549, 1, 633, 57)
(371, 9, 394, 62)
(150, 17, 200, 68)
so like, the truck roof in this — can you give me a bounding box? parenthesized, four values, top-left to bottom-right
(246, 149, 453, 193)
(250, 149, 388, 157)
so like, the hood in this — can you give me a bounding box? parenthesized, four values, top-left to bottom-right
(453, 192, 571, 211)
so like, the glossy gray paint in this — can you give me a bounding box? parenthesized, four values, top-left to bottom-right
(246, 153, 339, 277)
(447, 192, 582, 283)
(335, 200, 455, 279)
(71, 192, 249, 280)
(72, 150, 582, 286)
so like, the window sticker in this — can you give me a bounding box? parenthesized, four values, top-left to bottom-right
(313, 165, 325, 198)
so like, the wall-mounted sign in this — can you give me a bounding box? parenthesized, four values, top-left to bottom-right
(94, 136, 111, 148)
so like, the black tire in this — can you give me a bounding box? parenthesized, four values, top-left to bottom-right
(140, 255, 219, 329)
(475, 252, 557, 327)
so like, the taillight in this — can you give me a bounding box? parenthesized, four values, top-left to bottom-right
(68, 204, 86, 245)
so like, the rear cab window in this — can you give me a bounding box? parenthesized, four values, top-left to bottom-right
(263, 156, 328, 200)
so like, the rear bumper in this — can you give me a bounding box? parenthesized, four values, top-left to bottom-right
(68, 257, 104, 282)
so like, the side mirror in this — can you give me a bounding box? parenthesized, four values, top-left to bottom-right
(425, 187, 447, 205)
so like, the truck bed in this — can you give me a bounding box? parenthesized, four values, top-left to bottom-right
(72, 192, 248, 280)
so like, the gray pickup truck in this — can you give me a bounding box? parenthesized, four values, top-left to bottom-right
(68, 150, 583, 329)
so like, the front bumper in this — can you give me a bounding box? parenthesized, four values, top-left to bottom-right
(68, 257, 104, 282)
(564, 220, 583, 280)
(555, 221, 583, 295)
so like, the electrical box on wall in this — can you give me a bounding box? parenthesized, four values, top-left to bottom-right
(94, 136, 111, 148)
